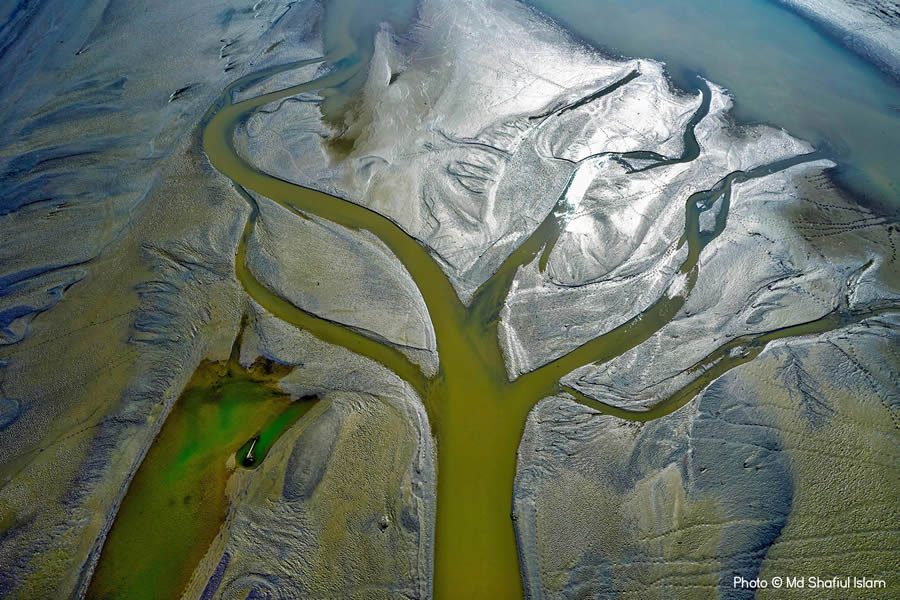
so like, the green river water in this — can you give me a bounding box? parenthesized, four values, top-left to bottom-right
(89, 0, 898, 598)
(87, 325, 318, 600)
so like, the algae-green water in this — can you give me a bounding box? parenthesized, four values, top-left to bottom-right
(87, 337, 318, 600)
(197, 45, 894, 600)
(89, 1, 899, 598)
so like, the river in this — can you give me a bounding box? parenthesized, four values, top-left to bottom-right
(87, 1, 898, 598)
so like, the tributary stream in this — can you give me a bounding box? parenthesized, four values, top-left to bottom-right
(88, 1, 899, 599)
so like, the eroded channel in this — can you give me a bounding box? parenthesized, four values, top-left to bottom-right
(88, 4, 897, 599)
(199, 59, 895, 599)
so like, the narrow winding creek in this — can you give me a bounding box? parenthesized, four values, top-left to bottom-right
(86, 1, 898, 599)
(202, 60, 890, 600)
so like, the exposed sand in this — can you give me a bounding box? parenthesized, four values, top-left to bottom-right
(0, 0, 897, 598)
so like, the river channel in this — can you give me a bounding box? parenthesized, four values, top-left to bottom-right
(87, 1, 898, 598)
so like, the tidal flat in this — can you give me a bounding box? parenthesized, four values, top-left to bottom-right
(0, 0, 898, 599)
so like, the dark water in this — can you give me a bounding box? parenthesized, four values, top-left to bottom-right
(524, 0, 900, 213)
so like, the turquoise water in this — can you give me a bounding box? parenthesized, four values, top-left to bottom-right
(524, 0, 900, 213)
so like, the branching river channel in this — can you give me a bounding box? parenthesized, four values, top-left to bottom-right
(88, 48, 898, 600)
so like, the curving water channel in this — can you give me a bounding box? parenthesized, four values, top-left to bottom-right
(88, 2, 898, 599)
(198, 60, 894, 600)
